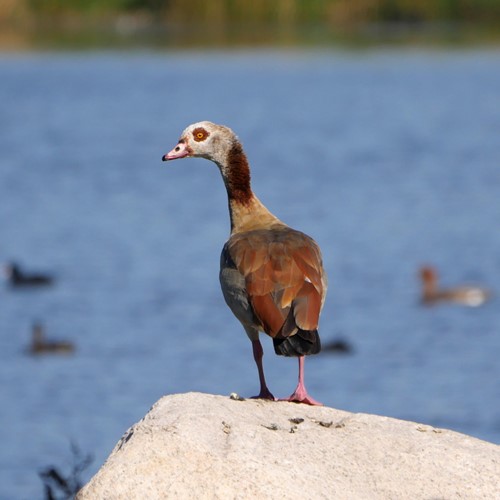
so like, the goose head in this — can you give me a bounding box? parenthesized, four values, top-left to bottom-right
(162, 121, 237, 165)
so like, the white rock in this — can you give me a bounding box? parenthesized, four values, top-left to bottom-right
(77, 392, 500, 500)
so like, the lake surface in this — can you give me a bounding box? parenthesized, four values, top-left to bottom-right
(0, 48, 499, 498)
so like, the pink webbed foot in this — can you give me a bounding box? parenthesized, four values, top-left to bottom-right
(280, 389, 323, 406)
(280, 356, 323, 406)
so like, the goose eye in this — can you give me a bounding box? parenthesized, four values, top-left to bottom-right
(192, 127, 209, 142)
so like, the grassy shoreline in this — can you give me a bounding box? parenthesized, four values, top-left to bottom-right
(2, 19, 500, 52)
(2, 0, 500, 51)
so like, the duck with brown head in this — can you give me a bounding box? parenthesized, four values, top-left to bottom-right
(163, 122, 328, 405)
(419, 265, 491, 307)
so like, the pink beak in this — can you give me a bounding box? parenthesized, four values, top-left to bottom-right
(162, 141, 190, 161)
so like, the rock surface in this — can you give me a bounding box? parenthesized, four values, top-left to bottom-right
(77, 392, 499, 499)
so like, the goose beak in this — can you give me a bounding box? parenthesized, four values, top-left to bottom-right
(162, 141, 190, 161)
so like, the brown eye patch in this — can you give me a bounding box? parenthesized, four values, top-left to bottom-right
(192, 127, 210, 142)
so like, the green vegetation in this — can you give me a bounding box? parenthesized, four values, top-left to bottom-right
(27, 0, 164, 14)
(2, 0, 500, 49)
(24, 0, 500, 23)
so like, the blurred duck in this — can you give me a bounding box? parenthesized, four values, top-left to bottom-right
(28, 323, 74, 355)
(419, 265, 491, 307)
(3, 262, 54, 287)
(322, 338, 353, 355)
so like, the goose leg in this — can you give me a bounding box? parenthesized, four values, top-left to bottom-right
(282, 356, 322, 406)
(251, 339, 275, 400)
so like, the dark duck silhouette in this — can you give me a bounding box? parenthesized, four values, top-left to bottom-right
(4, 262, 54, 287)
(28, 323, 75, 355)
(322, 338, 353, 354)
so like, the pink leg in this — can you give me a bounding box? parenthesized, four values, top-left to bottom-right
(282, 356, 322, 406)
(251, 339, 275, 400)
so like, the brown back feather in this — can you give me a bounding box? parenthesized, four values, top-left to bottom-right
(228, 228, 326, 338)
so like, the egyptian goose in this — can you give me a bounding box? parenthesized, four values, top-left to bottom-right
(28, 323, 75, 355)
(419, 265, 491, 307)
(163, 121, 327, 405)
(4, 262, 54, 287)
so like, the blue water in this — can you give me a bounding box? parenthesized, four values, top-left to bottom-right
(1, 48, 499, 499)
